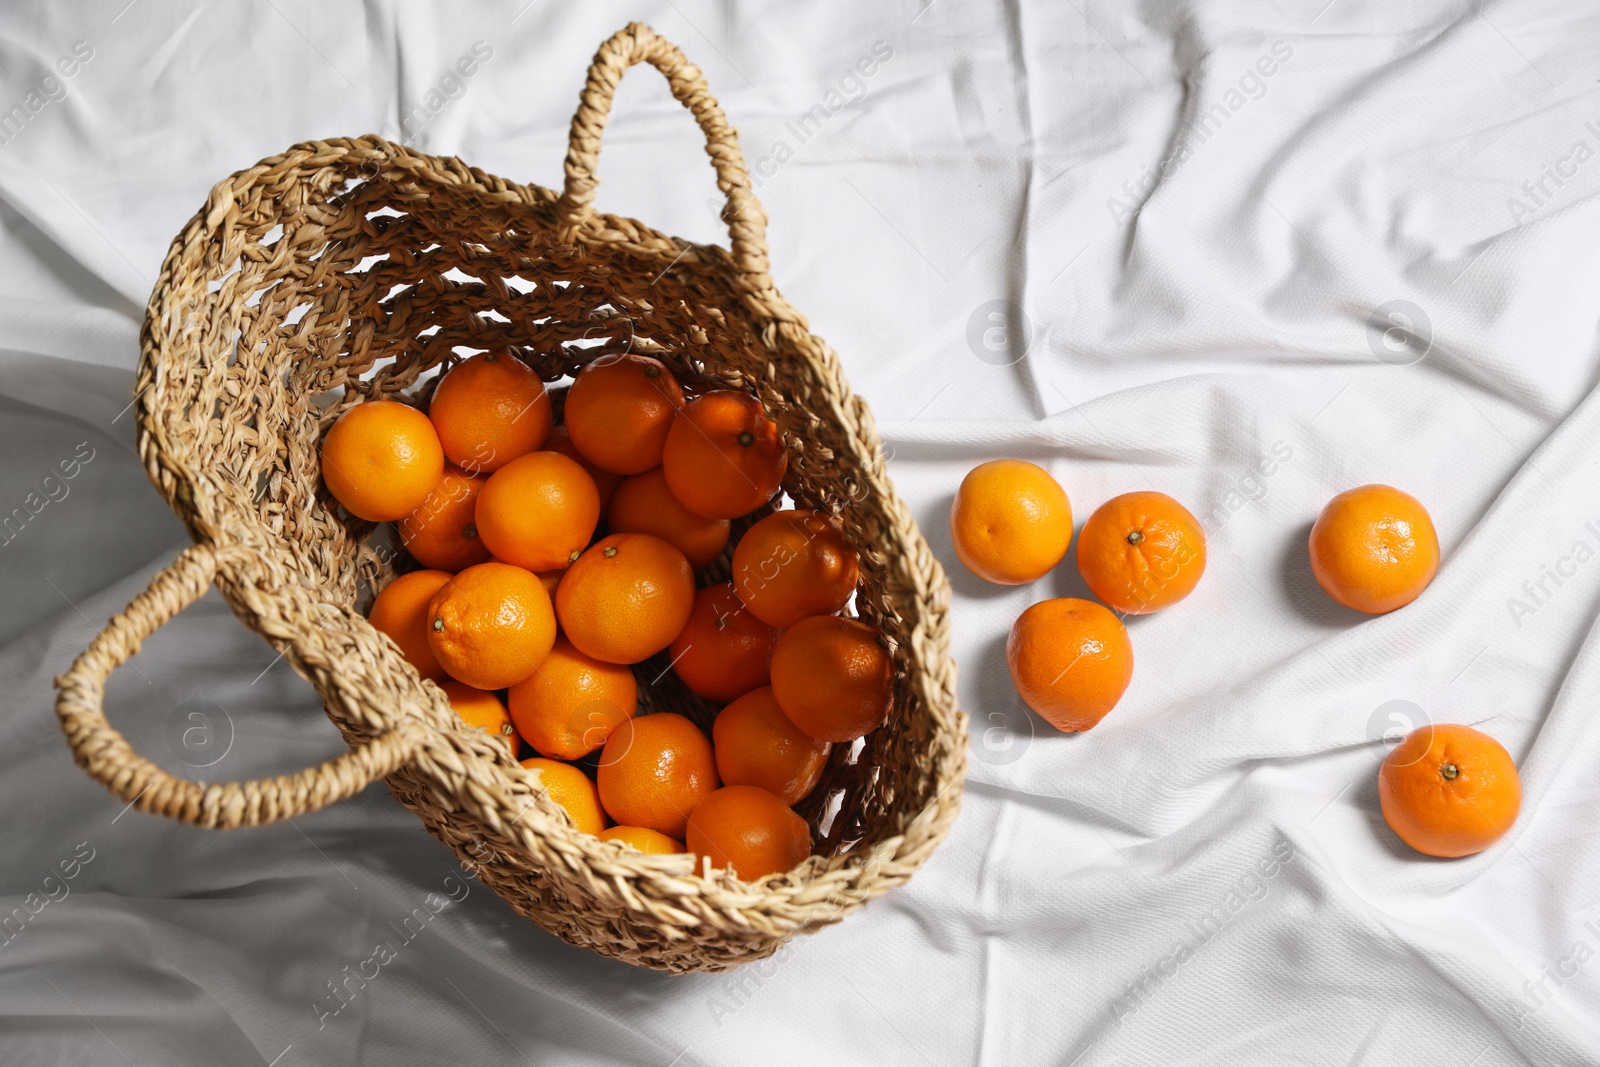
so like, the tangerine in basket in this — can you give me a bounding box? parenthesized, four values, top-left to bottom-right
(427, 351, 551, 474)
(399, 466, 491, 572)
(426, 562, 556, 690)
(1378, 724, 1520, 858)
(713, 687, 831, 805)
(368, 569, 453, 682)
(474, 451, 600, 572)
(596, 713, 718, 839)
(1076, 491, 1207, 614)
(949, 459, 1072, 586)
(731, 509, 859, 628)
(321, 399, 444, 522)
(686, 785, 811, 881)
(1309, 484, 1439, 615)
(608, 467, 731, 570)
(507, 636, 637, 760)
(662, 390, 787, 519)
(668, 583, 780, 703)
(556, 533, 695, 664)
(770, 615, 893, 743)
(598, 826, 685, 854)
(520, 757, 607, 835)
(563, 354, 686, 475)
(1007, 597, 1132, 732)
(547, 423, 624, 511)
(439, 679, 517, 756)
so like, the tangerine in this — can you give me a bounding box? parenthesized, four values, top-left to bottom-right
(474, 451, 600, 572)
(713, 687, 831, 805)
(556, 533, 695, 664)
(439, 679, 517, 756)
(662, 390, 787, 519)
(769, 616, 893, 743)
(321, 400, 444, 522)
(685, 785, 811, 881)
(1076, 491, 1207, 614)
(367, 569, 452, 682)
(608, 467, 731, 570)
(426, 562, 556, 690)
(563, 354, 685, 475)
(1378, 724, 1521, 858)
(507, 636, 637, 760)
(399, 466, 491, 572)
(668, 583, 780, 703)
(1309, 484, 1439, 614)
(731, 509, 859, 628)
(597, 826, 685, 854)
(596, 713, 718, 839)
(519, 758, 607, 835)
(428, 351, 551, 474)
(949, 459, 1072, 585)
(1006, 597, 1132, 732)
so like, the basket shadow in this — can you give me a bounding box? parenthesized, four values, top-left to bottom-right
(317, 819, 701, 982)
(1279, 519, 1369, 629)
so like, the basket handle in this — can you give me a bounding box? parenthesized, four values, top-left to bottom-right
(555, 22, 773, 297)
(55, 544, 427, 829)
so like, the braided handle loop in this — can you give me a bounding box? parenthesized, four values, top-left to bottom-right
(556, 22, 773, 297)
(54, 544, 426, 829)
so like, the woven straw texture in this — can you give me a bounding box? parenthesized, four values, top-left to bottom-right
(54, 22, 966, 973)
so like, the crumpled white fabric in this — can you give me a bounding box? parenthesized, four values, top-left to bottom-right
(3, 0, 1599, 1063)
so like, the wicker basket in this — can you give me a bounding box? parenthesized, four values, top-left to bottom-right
(54, 22, 965, 973)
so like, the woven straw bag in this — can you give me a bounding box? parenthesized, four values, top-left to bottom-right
(54, 23, 966, 973)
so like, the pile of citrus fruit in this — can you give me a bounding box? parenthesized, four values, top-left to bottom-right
(322, 351, 889, 881)
(952, 463, 1521, 860)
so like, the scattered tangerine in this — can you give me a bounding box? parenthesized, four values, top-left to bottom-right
(1007, 597, 1133, 732)
(1379, 724, 1521, 858)
(949, 459, 1072, 585)
(1309, 484, 1439, 615)
(321, 400, 444, 522)
(1076, 491, 1207, 614)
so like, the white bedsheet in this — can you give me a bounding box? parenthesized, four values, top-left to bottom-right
(3, 1, 1599, 1063)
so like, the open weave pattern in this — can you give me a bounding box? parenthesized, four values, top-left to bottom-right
(54, 23, 967, 972)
